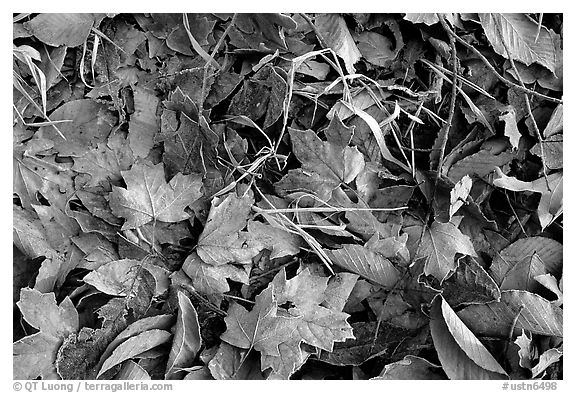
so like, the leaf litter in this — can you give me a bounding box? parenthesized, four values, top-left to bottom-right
(13, 12, 562, 380)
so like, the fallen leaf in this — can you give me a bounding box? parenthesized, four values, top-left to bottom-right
(14, 289, 78, 379)
(479, 13, 557, 72)
(430, 295, 508, 379)
(196, 192, 263, 266)
(97, 329, 172, 377)
(404, 220, 477, 282)
(326, 244, 401, 288)
(110, 162, 202, 229)
(375, 355, 444, 380)
(315, 14, 362, 74)
(457, 290, 563, 338)
(25, 13, 105, 47)
(166, 292, 202, 379)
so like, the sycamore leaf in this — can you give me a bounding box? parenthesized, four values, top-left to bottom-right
(37, 99, 117, 157)
(220, 285, 298, 356)
(13, 205, 63, 292)
(166, 292, 202, 379)
(25, 13, 105, 47)
(376, 355, 444, 380)
(97, 329, 172, 377)
(326, 244, 400, 288)
(248, 221, 303, 259)
(291, 126, 365, 185)
(196, 192, 264, 266)
(314, 14, 361, 74)
(404, 220, 477, 282)
(260, 268, 356, 379)
(479, 14, 557, 72)
(182, 252, 250, 295)
(110, 162, 202, 229)
(14, 288, 79, 379)
(72, 142, 133, 189)
(457, 290, 563, 337)
(430, 296, 508, 380)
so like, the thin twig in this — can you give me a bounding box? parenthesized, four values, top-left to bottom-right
(436, 15, 459, 179)
(441, 19, 562, 105)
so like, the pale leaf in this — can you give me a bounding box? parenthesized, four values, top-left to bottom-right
(166, 292, 202, 379)
(430, 296, 507, 379)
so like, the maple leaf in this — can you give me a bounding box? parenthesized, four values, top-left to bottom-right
(262, 269, 356, 378)
(13, 288, 79, 379)
(276, 119, 365, 200)
(220, 285, 298, 356)
(196, 192, 264, 266)
(404, 220, 477, 282)
(110, 162, 202, 229)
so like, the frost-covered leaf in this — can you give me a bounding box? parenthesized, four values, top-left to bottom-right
(220, 285, 297, 356)
(196, 192, 263, 266)
(499, 106, 522, 150)
(448, 149, 515, 183)
(83, 259, 170, 297)
(276, 124, 365, 200)
(531, 347, 562, 378)
(114, 360, 151, 380)
(260, 268, 355, 378)
(14, 289, 79, 379)
(457, 290, 563, 337)
(430, 296, 508, 380)
(442, 257, 501, 307)
(326, 244, 400, 288)
(166, 292, 202, 379)
(72, 142, 133, 189)
(404, 220, 477, 282)
(449, 175, 473, 220)
(314, 14, 361, 74)
(25, 13, 105, 47)
(37, 99, 117, 157)
(208, 342, 264, 380)
(110, 162, 202, 229)
(403, 13, 457, 26)
(354, 31, 397, 67)
(97, 329, 172, 377)
(376, 355, 444, 380)
(129, 86, 160, 158)
(489, 236, 562, 286)
(543, 104, 563, 138)
(248, 221, 302, 259)
(530, 134, 563, 170)
(181, 252, 250, 295)
(479, 14, 557, 72)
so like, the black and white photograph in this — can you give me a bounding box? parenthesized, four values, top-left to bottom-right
(12, 10, 565, 386)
